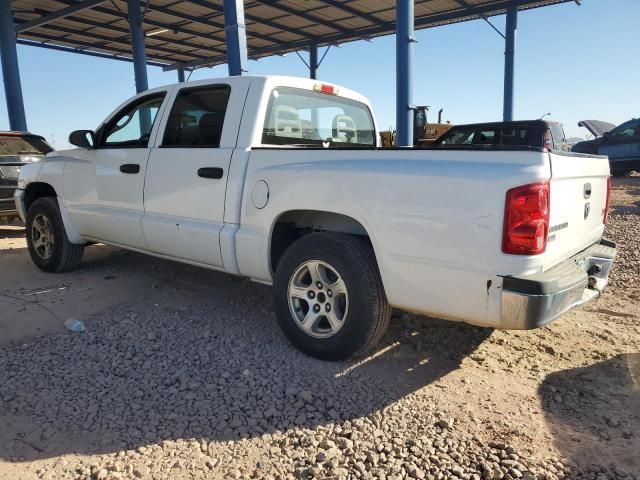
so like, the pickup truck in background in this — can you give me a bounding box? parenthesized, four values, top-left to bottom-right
(15, 76, 616, 360)
(429, 120, 569, 151)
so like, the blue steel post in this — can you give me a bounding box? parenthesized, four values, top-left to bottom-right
(223, 0, 248, 76)
(309, 43, 318, 79)
(177, 67, 185, 82)
(503, 5, 518, 121)
(0, 0, 27, 131)
(126, 0, 149, 94)
(395, 0, 414, 147)
(309, 43, 319, 130)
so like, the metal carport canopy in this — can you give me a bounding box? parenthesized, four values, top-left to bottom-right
(11, 0, 573, 70)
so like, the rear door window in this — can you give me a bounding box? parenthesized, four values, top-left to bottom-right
(262, 87, 375, 147)
(162, 85, 231, 147)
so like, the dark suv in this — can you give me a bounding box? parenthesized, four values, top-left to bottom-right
(572, 117, 640, 176)
(429, 120, 568, 151)
(0, 132, 53, 221)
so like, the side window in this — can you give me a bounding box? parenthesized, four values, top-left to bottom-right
(610, 119, 640, 137)
(162, 85, 231, 147)
(472, 129, 496, 145)
(550, 124, 567, 151)
(101, 94, 165, 148)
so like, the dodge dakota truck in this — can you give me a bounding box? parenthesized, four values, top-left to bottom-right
(15, 76, 616, 360)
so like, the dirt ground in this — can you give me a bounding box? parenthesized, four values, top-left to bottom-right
(0, 178, 638, 480)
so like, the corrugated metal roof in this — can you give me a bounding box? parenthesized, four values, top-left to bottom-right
(10, 0, 575, 70)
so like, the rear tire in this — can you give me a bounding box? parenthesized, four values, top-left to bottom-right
(26, 197, 84, 273)
(611, 169, 633, 177)
(273, 232, 391, 361)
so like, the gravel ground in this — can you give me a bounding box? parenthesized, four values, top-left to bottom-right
(0, 177, 639, 480)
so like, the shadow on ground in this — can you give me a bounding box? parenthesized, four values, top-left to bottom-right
(610, 190, 640, 216)
(540, 353, 640, 475)
(0, 225, 26, 240)
(0, 246, 492, 461)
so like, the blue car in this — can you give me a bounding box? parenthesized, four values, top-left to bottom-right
(572, 118, 640, 176)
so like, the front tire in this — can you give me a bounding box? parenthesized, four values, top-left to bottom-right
(611, 169, 633, 177)
(26, 197, 84, 273)
(273, 232, 391, 361)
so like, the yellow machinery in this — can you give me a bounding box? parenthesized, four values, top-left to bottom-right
(380, 107, 453, 147)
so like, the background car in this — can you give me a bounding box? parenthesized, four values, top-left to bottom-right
(572, 117, 640, 176)
(429, 120, 568, 151)
(0, 132, 53, 223)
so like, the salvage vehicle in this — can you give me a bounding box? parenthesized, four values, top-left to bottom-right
(573, 118, 640, 176)
(430, 120, 569, 151)
(15, 76, 616, 360)
(0, 131, 52, 222)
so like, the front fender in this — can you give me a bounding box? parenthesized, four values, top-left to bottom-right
(18, 156, 85, 245)
(18, 156, 66, 194)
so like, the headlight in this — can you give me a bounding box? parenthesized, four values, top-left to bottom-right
(20, 155, 42, 163)
(0, 165, 20, 180)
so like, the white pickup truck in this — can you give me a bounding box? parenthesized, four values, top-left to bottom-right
(15, 75, 616, 360)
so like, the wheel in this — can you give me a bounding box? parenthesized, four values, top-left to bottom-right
(611, 169, 633, 177)
(26, 197, 84, 273)
(273, 232, 392, 361)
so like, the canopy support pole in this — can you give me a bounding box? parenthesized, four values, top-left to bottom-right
(395, 0, 414, 147)
(126, 0, 149, 93)
(0, 0, 27, 131)
(223, 0, 248, 76)
(503, 5, 518, 121)
(309, 42, 318, 79)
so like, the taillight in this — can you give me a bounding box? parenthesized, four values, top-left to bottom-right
(542, 129, 553, 150)
(502, 181, 550, 255)
(313, 83, 338, 95)
(603, 176, 611, 224)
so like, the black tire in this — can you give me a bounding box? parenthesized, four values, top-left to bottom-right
(611, 169, 633, 177)
(273, 232, 392, 361)
(26, 197, 84, 273)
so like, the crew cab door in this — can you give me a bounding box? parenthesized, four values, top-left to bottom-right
(142, 81, 248, 267)
(64, 91, 167, 249)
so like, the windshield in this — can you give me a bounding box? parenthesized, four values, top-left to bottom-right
(0, 135, 53, 157)
(262, 87, 376, 147)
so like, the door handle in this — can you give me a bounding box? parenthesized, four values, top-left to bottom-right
(120, 164, 140, 174)
(197, 167, 224, 179)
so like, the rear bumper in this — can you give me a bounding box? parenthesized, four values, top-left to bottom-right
(0, 194, 17, 217)
(500, 239, 616, 329)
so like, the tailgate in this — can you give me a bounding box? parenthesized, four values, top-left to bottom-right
(544, 151, 610, 269)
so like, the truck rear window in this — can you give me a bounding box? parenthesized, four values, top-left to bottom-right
(262, 87, 375, 147)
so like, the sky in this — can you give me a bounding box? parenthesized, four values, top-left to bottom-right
(0, 0, 638, 148)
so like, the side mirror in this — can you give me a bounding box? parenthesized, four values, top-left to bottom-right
(603, 131, 612, 138)
(69, 130, 95, 148)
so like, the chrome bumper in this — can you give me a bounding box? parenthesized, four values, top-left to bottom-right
(500, 240, 617, 329)
(13, 189, 26, 223)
